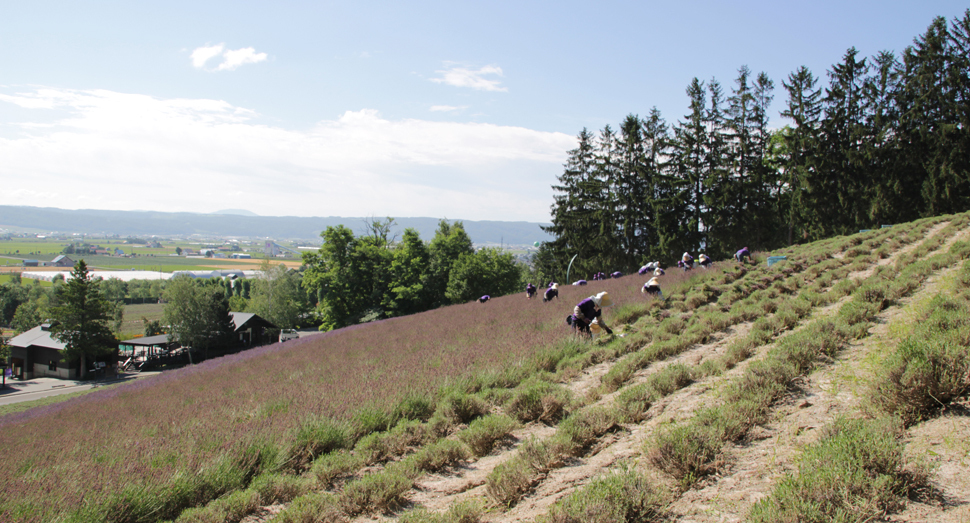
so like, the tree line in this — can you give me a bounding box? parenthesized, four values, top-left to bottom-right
(538, 11, 970, 281)
(301, 218, 521, 330)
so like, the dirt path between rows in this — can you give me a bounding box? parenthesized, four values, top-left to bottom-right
(665, 221, 970, 522)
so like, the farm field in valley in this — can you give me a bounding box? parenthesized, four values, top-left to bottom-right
(2, 213, 970, 522)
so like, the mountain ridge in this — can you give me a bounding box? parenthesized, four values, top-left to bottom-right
(0, 205, 553, 245)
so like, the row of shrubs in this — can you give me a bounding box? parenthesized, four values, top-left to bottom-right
(750, 239, 970, 521)
(647, 215, 964, 489)
(471, 223, 918, 513)
(537, 215, 962, 521)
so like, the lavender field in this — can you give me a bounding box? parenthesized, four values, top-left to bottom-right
(0, 268, 703, 522)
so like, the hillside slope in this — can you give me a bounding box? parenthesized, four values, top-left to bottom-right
(3, 213, 970, 523)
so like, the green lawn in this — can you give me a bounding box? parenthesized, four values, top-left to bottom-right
(120, 303, 165, 337)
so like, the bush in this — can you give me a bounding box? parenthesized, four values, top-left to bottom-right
(615, 384, 655, 422)
(437, 392, 488, 424)
(648, 423, 722, 487)
(871, 333, 970, 425)
(553, 407, 620, 457)
(338, 469, 413, 516)
(400, 499, 484, 523)
(505, 380, 570, 423)
(542, 467, 666, 523)
(458, 414, 518, 457)
(310, 449, 362, 487)
(749, 417, 922, 523)
(272, 492, 343, 523)
(408, 438, 470, 473)
(287, 418, 349, 470)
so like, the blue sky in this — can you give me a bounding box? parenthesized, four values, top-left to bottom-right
(1, 1, 965, 223)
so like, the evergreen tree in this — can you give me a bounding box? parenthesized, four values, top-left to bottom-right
(48, 260, 116, 379)
(810, 48, 871, 236)
(542, 128, 600, 279)
(701, 78, 732, 256)
(780, 65, 822, 244)
(614, 114, 653, 270)
(667, 78, 707, 258)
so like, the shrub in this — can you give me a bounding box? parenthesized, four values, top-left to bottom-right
(648, 423, 722, 487)
(615, 384, 655, 423)
(870, 333, 970, 426)
(553, 407, 620, 457)
(749, 417, 922, 523)
(392, 393, 436, 422)
(437, 392, 488, 424)
(644, 364, 694, 397)
(486, 454, 537, 507)
(273, 492, 343, 523)
(400, 499, 484, 523)
(310, 449, 362, 487)
(249, 473, 313, 505)
(338, 469, 413, 516)
(287, 418, 349, 470)
(408, 438, 470, 473)
(542, 467, 666, 523)
(505, 380, 570, 423)
(458, 414, 518, 457)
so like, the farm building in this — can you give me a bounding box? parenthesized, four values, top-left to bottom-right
(51, 255, 74, 267)
(21, 260, 39, 267)
(230, 253, 251, 259)
(7, 324, 116, 380)
(230, 312, 278, 346)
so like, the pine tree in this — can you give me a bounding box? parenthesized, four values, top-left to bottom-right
(48, 260, 117, 379)
(667, 78, 707, 258)
(542, 128, 601, 279)
(702, 79, 731, 256)
(614, 114, 653, 270)
(780, 66, 822, 244)
(809, 48, 870, 236)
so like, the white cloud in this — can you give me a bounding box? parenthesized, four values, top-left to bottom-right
(431, 64, 508, 92)
(190, 44, 225, 68)
(190, 44, 267, 71)
(0, 88, 572, 222)
(429, 105, 466, 112)
(216, 47, 268, 71)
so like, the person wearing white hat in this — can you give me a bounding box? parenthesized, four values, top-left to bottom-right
(543, 282, 559, 302)
(570, 291, 614, 338)
(642, 276, 663, 299)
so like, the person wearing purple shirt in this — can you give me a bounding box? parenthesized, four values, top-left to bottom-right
(571, 292, 614, 337)
(479, 295, 490, 303)
(543, 283, 559, 302)
(526, 283, 537, 299)
(735, 247, 750, 263)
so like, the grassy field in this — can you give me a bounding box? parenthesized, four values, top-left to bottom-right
(119, 303, 166, 337)
(2, 214, 969, 522)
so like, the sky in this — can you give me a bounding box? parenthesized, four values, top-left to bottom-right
(1, 1, 966, 223)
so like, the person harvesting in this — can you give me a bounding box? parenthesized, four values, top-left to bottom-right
(568, 291, 614, 339)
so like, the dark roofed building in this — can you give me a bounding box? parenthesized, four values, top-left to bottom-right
(230, 311, 277, 346)
(8, 324, 73, 379)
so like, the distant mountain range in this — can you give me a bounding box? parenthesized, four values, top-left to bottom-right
(0, 206, 553, 245)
